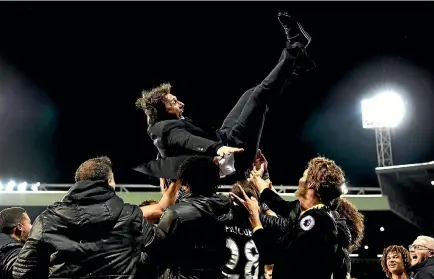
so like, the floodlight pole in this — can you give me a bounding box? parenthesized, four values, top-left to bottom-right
(375, 127, 394, 167)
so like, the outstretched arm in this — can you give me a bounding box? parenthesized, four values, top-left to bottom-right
(166, 127, 222, 155)
(251, 175, 299, 218)
(167, 127, 243, 156)
(141, 178, 181, 222)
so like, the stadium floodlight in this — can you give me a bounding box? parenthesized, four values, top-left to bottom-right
(17, 181, 28, 192)
(361, 91, 405, 167)
(361, 91, 405, 129)
(6, 180, 16, 191)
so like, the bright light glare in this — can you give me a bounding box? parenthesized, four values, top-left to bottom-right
(17, 182, 28, 192)
(380, 227, 385, 232)
(364, 245, 369, 250)
(340, 183, 348, 195)
(6, 180, 16, 191)
(31, 182, 41, 192)
(362, 91, 405, 128)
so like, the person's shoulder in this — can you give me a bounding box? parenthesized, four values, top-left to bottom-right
(168, 202, 200, 222)
(120, 203, 144, 221)
(298, 206, 335, 231)
(153, 119, 184, 129)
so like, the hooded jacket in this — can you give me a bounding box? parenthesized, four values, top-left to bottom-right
(145, 192, 231, 279)
(13, 180, 150, 279)
(0, 233, 23, 279)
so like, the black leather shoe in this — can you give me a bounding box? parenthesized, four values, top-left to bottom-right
(278, 12, 311, 49)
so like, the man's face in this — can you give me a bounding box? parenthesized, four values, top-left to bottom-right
(165, 93, 184, 118)
(295, 169, 309, 199)
(108, 171, 116, 189)
(17, 213, 32, 243)
(386, 251, 406, 275)
(265, 270, 272, 279)
(409, 239, 433, 266)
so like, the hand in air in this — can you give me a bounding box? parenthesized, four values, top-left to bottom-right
(230, 185, 262, 228)
(252, 149, 268, 173)
(250, 162, 265, 178)
(217, 146, 244, 157)
(160, 178, 181, 194)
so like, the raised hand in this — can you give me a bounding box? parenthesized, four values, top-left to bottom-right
(230, 185, 262, 228)
(217, 146, 244, 157)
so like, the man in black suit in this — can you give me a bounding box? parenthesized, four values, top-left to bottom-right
(135, 12, 315, 183)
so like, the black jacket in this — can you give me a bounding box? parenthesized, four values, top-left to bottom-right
(255, 189, 351, 279)
(0, 233, 22, 279)
(13, 180, 152, 279)
(145, 193, 231, 279)
(412, 257, 434, 279)
(253, 206, 349, 279)
(135, 118, 224, 180)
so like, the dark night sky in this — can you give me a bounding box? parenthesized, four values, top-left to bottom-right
(0, 2, 433, 186)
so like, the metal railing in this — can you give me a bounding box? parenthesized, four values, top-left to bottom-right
(37, 183, 381, 195)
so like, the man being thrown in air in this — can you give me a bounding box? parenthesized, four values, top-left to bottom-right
(134, 12, 315, 184)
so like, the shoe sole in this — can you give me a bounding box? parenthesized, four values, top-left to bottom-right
(296, 21, 311, 47)
(278, 13, 312, 48)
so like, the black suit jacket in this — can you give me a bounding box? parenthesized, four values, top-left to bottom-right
(135, 118, 224, 179)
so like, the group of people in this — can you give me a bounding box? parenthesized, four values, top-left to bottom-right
(0, 11, 430, 279)
(0, 152, 365, 279)
(380, 238, 434, 279)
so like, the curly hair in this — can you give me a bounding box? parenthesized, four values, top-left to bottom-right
(306, 156, 346, 205)
(178, 155, 220, 196)
(381, 245, 411, 278)
(336, 197, 365, 251)
(135, 83, 172, 126)
(74, 156, 113, 183)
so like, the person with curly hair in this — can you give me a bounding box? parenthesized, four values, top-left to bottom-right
(330, 198, 365, 279)
(134, 12, 315, 184)
(381, 245, 412, 279)
(232, 156, 352, 279)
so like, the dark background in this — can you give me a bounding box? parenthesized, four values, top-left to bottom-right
(0, 2, 433, 188)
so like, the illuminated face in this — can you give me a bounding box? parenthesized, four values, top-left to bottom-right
(386, 251, 406, 275)
(17, 213, 32, 243)
(409, 239, 433, 266)
(295, 169, 309, 199)
(165, 93, 184, 118)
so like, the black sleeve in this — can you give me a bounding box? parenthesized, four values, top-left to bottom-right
(166, 127, 221, 155)
(2, 246, 20, 278)
(260, 188, 298, 218)
(13, 216, 51, 279)
(260, 214, 291, 234)
(143, 209, 181, 266)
